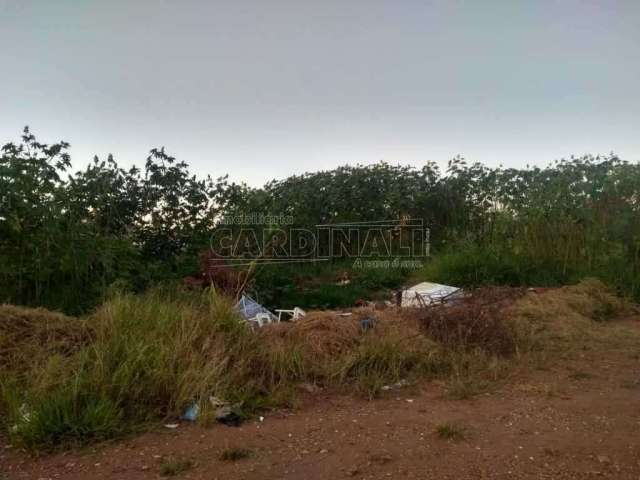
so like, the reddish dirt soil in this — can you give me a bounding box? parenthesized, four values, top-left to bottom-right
(2, 346, 640, 479)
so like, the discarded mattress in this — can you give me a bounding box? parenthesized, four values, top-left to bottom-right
(400, 282, 463, 307)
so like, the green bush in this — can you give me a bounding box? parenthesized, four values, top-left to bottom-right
(420, 241, 639, 302)
(253, 260, 409, 310)
(7, 390, 123, 450)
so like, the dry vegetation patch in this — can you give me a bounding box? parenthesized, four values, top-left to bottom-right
(413, 286, 526, 356)
(505, 278, 639, 355)
(1, 279, 637, 451)
(0, 305, 91, 386)
(259, 311, 362, 360)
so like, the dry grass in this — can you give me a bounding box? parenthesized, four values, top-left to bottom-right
(435, 422, 466, 441)
(219, 447, 253, 462)
(505, 278, 639, 356)
(413, 287, 525, 356)
(259, 311, 361, 360)
(0, 305, 91, 392)
(259, 308, 443, 396)
(1, 278, 638, 451)
(159, 457, 195, 476)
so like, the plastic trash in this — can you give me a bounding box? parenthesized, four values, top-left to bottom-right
(215, 403, 243, 427)
(360, 316, 376, 331)
(181, 402, 200, 421)
(381, 379, 409, 391)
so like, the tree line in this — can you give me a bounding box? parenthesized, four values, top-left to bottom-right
(1, 127, 638, 312)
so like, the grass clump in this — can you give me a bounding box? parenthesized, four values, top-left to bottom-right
(620, 379, 640, 390)
(443, 349, 506, 400)
(160, 457, 195, 476)
(336, 332, 437, 398)
(446, 376, 489, 400)
(505, 278, 636, 356)
(0, 305, 90, 389)
(4, 388, 123, 449)
(435, 422, 465, 441)
(259, 310, 445, 398)
(219, 447, 253, 462)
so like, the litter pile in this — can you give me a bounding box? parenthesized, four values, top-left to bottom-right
(235, 294, 306, 327)
(180, 396, 244, 427)
(235, 294, 279, 326)
(186, 260, 530, 360)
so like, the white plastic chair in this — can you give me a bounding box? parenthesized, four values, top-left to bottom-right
(252, 312, 274, 327)
(275, 308, 306, 322)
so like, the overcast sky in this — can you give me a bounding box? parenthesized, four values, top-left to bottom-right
(1, 1, 639, 186)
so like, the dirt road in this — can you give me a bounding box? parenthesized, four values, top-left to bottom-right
(2, 345, 639, 480)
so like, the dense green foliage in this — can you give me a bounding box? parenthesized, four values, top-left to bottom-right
(1, 127, 639, 312)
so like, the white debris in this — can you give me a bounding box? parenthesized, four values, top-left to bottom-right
(275, 307, 306, 321)
(235, 295, 278, 327)
(400, 282, 463, 307)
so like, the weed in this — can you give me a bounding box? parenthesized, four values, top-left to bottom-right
(1, 289, 261, 449)
(415, 288, 523, 356)
(568, 371, 593, 380)
(5, 388, 123, 451)
(160, 457, 194, 476)
(620, 380, 640, 390)
(442, 349, 504, 400)
(219, 447, 253, 462)
(435, 422, 465, 441)
(446, 376, 488, 400)
(543, 384, 562, 398)
(334, 328, 441, 398)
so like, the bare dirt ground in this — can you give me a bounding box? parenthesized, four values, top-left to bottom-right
(3, 323, 640, 480)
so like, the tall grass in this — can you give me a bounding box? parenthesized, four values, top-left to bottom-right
(1, 279, 635, 451)
(0, 289, 437, 449)
(422, 225, 639, 302)
(1, 289, 261, 449)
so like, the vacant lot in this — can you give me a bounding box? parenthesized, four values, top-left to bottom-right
(1, 281, 639, 479)
(2, 331, 639, 479)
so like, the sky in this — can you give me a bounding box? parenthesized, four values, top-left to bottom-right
(1, 0, 639, 186)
